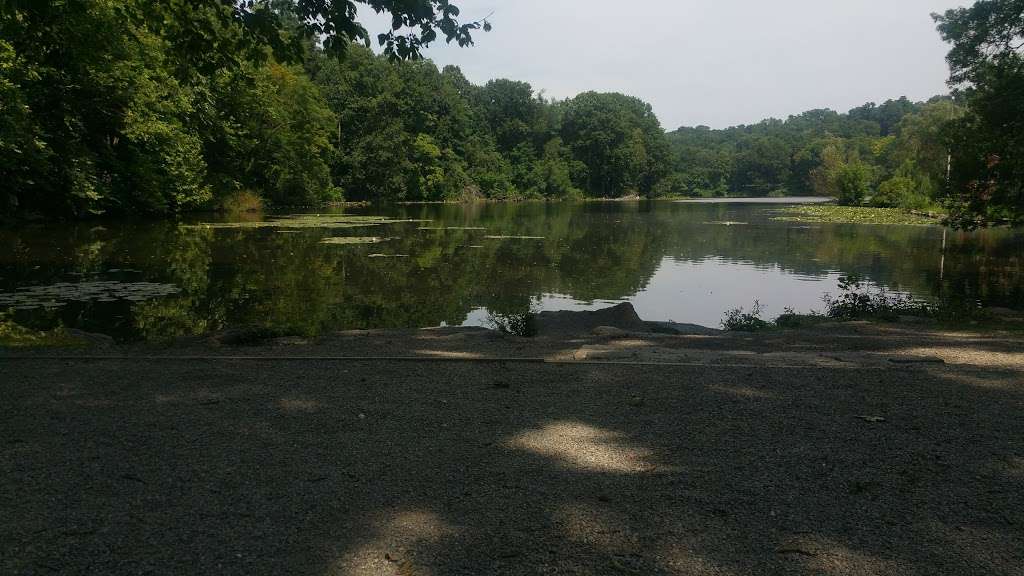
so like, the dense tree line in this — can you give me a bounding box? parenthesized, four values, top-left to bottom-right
(664, 97, 963, 211)
(1, 0, 1020, 225)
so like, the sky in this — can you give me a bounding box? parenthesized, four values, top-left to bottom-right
(357, 0, 967, 130)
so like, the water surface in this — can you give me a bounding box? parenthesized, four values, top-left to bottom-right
(2, 201, 1021, 341)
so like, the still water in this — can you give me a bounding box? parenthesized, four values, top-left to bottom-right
(1, 201, 1021, 341)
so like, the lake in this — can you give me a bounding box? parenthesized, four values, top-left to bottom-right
(1, 200, 1021, 341)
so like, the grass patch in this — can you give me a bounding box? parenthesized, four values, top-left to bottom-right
(0, 316, 86, 348)
(218, 190, 264, 214)
(772, 206, 939, 225)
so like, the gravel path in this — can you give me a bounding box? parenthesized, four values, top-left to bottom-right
(2, 325, 1022, 575)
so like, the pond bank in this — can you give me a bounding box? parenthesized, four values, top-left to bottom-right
(3, 318, 1022, 575)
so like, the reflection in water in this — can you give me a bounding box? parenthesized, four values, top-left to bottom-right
(0, 202, 1021, 341)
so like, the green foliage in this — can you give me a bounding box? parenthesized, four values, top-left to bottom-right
(721, 301, 771, 331)
(0, 0, 345, 217)
(487, 310, 538, 337)
(246, 63, 340, 205)
(823, 275, 925, 321)
(562, 92, 670, 197)
(934, 0, 1024, 226)
(773, 309, 827, 329)
(664, 95, 973, 215)
(872, 176, 932, 209)
(0, 314, 85, 348)
(835, 162, 873, 206)
(772, 206, 939, 225)
(2, 0, 1014, 225)
(650, 173, 691, 198)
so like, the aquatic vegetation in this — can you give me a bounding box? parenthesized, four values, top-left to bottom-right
(319, 236, 393, 245)
(771, 206, 939, 225)
(0, 281, 182, 309)
(184, 215, 430, 230)
(0, 315, 86, 348)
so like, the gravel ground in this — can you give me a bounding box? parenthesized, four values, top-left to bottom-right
(2, 324, 1022, 575)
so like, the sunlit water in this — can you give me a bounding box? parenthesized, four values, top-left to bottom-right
(1, 200, 1021, 341)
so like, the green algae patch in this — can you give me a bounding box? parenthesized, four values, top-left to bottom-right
(319, 236, 394, 245)
(772, 206, 939, 225)
(185, 215, 430, 230)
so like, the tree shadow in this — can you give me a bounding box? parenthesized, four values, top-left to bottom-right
(2, 343, 1022, 575)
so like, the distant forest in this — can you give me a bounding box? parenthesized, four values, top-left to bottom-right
(1, 1, 1020, 225)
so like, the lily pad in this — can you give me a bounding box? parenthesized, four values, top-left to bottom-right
(319, 237, 393, 245)
(0, 281, 182, 309)
(771, 206, 939, 226)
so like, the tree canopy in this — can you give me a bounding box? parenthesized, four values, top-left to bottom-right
(934, 0, 1024, 226)
(1, 0, 1021, 228)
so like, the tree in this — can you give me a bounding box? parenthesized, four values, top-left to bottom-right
(139, 0, 491, 64)
(835, 162, 873, 206)
(561, 92, 669, 197)
(0, 0, 492, 218)
(934, 0, 1024, 226)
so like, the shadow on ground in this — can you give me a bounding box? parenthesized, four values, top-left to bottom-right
(2, 324, 1023, 575)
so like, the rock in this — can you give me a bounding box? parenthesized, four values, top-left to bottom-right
(896, 315, 933, 325)
(855, 415, 886, 423)
(534, 303, 647, 336)
(66, 329, 115, 348)
(888, 357, 945, 364)
(269, 336, 309, 346)
(984, 307, 1024, 321)
(645, 321, 722, 336)
(592, 326, 627, 337)
(215, 326, 284, 346)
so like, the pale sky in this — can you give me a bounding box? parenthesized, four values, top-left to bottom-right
(358, 0, 966, 130)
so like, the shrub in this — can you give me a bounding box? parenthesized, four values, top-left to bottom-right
(487, 310, 537, 337)
(721, 300, 771, 331)
(871, 176, 931, 210)
(836, 162, 872, 206)
(823, 275, 926, 320)
(218, 190, 264, 213)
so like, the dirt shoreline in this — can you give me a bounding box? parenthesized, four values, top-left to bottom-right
(2, 321, 1022, 575)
